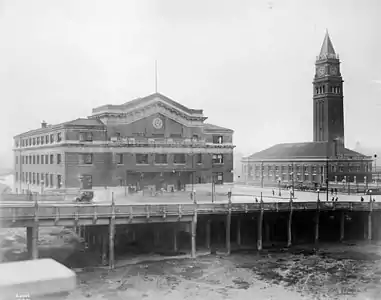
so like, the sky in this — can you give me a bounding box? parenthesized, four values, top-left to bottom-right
(0, 0, 380, 166)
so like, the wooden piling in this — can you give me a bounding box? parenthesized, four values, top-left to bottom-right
(206, 220, 211, 250)
(173, 226, 178, 252)
(314, 200, 320, 245)
(368, 201, 373, 241)
(339, 212, 345, 242)
(226, 199, 232, 255)
(191, 210, 197, 258)
(32, 195, 39, 259)
(101, 228, 107, 266)
(236, 219, 241, 247)
(109, 193, 116, 269)
(257, 200, 264, 251)
(287, 198, 293, 247)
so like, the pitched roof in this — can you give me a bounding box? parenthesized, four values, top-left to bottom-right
(319, 30, 336, 57)
(203, 123, 233, 133)
(15, 118, 105, 138)
(64, 118, 105, 127)
(248, 142, 367, 160)
(92, 93, 204, 116)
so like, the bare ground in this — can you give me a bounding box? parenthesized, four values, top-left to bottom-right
(2, 228, 381, 299)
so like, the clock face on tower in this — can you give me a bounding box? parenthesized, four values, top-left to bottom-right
(317, 66, 325, 77)
(330, 66, 338, 75)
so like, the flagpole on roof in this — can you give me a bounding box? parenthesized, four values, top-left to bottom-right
(155, 60, 158, 93)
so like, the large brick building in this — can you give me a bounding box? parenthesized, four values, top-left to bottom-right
(13, 93, 234, 194)
(241, 31, 373, 188)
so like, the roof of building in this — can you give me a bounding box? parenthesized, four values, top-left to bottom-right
(319, 30, 336, 57)
(15, 118, 105, 138)
(92, 93, 204, 116)
(203, 123, 234, 133)
(247, 142, 368, 160)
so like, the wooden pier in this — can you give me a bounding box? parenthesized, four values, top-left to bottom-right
(1, 196, 380, 269)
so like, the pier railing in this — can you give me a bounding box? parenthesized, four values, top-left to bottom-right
(0, 201, 378, 225)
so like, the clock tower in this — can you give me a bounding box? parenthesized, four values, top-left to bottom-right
(313, 31, 344, 146)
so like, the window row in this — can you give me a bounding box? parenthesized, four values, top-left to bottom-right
(16, 132, 62, 148)
(112, 153, 221, 165)
(247, 163, 368, 175)
(16, 172, 62, 188)
(17, 154, 62, 165)
(111, 153, 223, 165)
(315, 85, 342, 95)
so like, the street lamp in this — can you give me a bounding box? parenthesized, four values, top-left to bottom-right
(40, 180, 44, 195)
(369, 190, 372, 202)
(317, 188, 320, 201)
(290, 171, 294, 196)
(277, 177, 281, 196)
(374, 154, 378, 188)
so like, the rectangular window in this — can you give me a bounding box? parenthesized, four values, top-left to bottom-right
(356, 166, 360, 172)
(36, 173, 39, 185)
(79, 132, 92, 142)
(15, 172, 18, 182)
(41, 155, 44, 164)
(15, 156, 18, 164)
(50, 174, 53, 187)
(40, 173, 44, 185)
(212, 154, 224, 164)
(213, 172, 224, 183)
(45, 135, 49, 144)
(173, 154, 186, 164)
(82, 154, 93, 164)
(50, 154, 54, 164)
(303, 165, 309, 173)
(86, 132, 93, 141)
(41, 136, 44, 145)
(45, 154, 48, 164)
(33, 138, 36, 145)
(212, 135, 223, 144)
(339, 165, 344, 172)
(57, 132, 62, 142)
(117, 154, 123, 164)
(192, 134, 198, 141)
(136, 154, 149, 164)
(32, 173, 35, 184)
(155, 154, 168, 164)
(36, 155, 40, 164)
(79, 132, 86, 142)
(45, 174, 49, 187)
(57, 175, 62, 188)
(196, 153, 202, 164)
(312, 166, 317, 173)
(37, 137, 40, 145)
(50, 134, 54, 143)
(57, 154, 61, 164)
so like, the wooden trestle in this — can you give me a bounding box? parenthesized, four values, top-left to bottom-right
(1, 195, 379, 269)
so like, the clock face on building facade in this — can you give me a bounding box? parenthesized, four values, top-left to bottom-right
(317, 66, 325, 77)
(152, 117, 163, 129)
(330, 65, 338, 75)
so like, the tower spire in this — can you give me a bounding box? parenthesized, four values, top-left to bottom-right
(318, 30, 337, 60)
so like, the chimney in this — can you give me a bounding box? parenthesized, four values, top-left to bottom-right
(41, 120, 47, 128)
